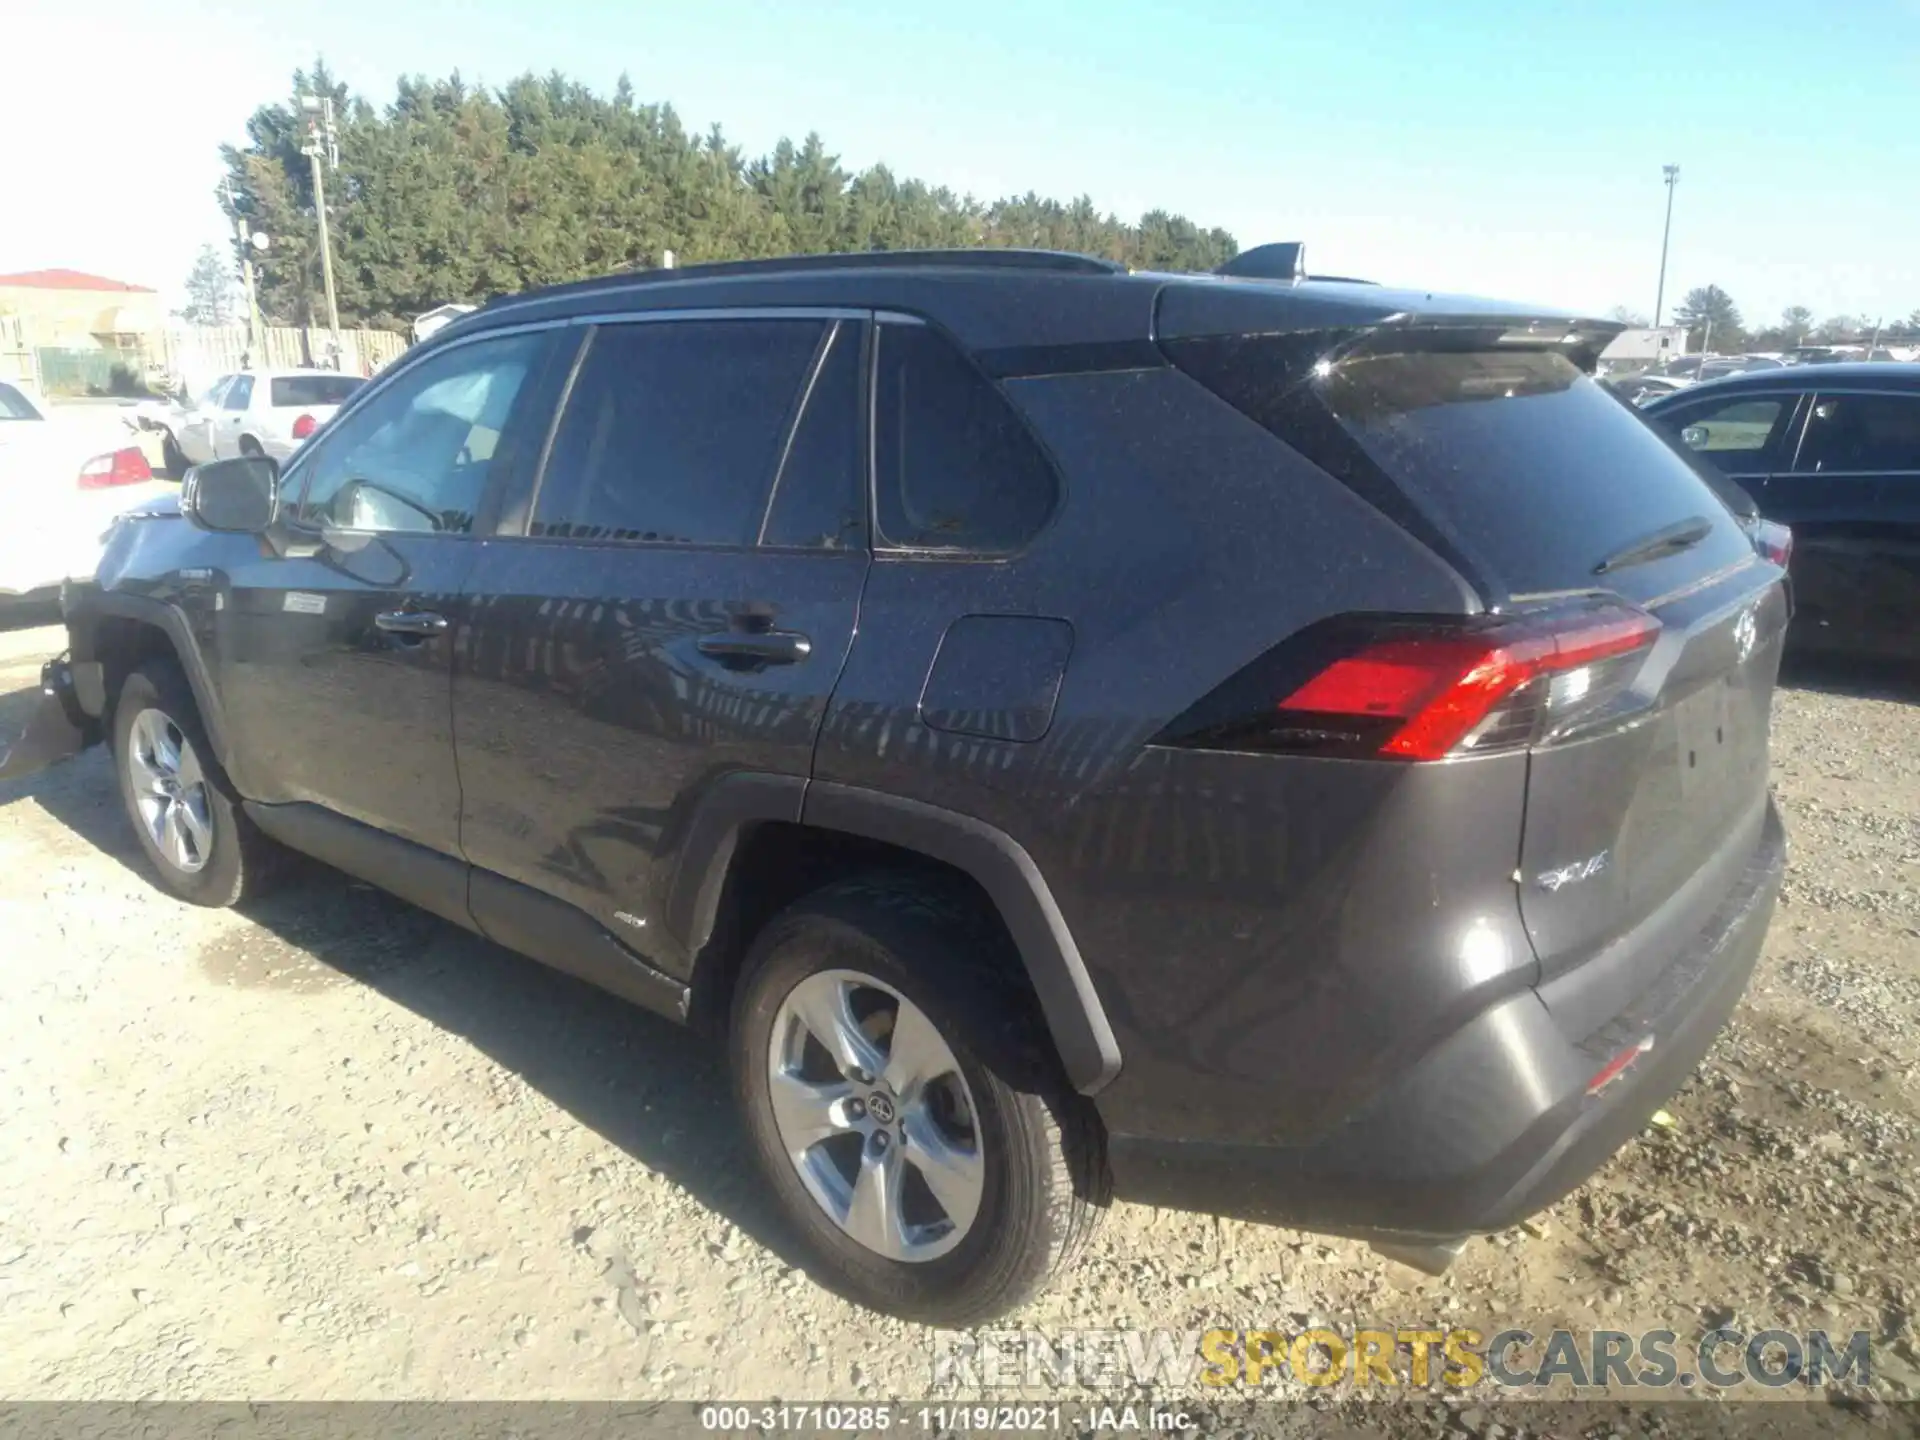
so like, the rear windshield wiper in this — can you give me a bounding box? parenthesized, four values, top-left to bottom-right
(1592, 514, 1714, 576)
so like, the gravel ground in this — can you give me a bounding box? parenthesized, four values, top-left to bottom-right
(0, 619, 1915, 1413)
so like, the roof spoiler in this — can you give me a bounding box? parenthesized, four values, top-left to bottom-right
(1215, 242, 1306, 282)
(1215, 243, 1381, 286)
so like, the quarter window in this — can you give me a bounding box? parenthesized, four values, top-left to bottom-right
(292, 332, 546, 534)
(1796, 394, 1920, 474)
(873, 321, 1059, 552)
(532, 318, 826, 547)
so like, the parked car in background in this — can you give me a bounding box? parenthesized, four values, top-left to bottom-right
(0, 378, 176, 605)
(1613, 373, 1692, 406)
(4, 249, 1791, 1323)
(1643, 363, 1920, 663)
(153, 368, 364, 470)
(1784, 346, 1855, 366)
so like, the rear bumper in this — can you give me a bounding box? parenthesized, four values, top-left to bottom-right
(0, 656, 103, 782)
(1105, 797, 1785, 1244)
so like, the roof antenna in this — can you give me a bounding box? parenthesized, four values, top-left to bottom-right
(1215, 242, 1306, 282)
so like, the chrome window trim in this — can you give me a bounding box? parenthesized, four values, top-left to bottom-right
(568, 305, 871, 326)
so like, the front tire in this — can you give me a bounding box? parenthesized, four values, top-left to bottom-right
(158, 427, 188, 476)
(731, 875, 1106, 1324)
(112, 660, 273, 906)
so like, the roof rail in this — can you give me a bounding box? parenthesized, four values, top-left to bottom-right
(483, 248, 1127, 311)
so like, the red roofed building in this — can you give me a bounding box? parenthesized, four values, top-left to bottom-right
(0, 268, 164, 347)
(0, 268, 156, 293)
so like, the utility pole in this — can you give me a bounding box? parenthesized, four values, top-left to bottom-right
(223, 181, 265, 363)
(1654, 164, 1680, 328)
(299, 93, 342, 367)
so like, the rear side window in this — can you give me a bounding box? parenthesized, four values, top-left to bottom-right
(272, 374, 363, 407)
(873, 322, 1058, 552)
(1169, 334, 1751, 596)
(1795, 393, 1920, 473)
(532, 318, 825, 547)
(758, 320, 867, 550)
(223, 375, 254, 411)
(1663, 394, 1795, 473)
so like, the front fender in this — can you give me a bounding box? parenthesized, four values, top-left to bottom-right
(65, 585, 236, 785)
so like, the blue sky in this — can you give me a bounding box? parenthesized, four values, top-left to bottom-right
(7, 0, 1917, 325)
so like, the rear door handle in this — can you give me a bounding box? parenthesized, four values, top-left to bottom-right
(697, 629, 812, 665)
(374, 610, 449, 637)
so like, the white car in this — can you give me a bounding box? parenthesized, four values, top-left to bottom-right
(0, 378, 177, 601)
(163, 367, 364, 468)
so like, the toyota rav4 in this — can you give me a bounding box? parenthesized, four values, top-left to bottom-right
(1, 246, 1788, 1323)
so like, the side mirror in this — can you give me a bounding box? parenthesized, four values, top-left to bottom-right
(182, 456, 280, 535)
(1680, 424, 1710, 450)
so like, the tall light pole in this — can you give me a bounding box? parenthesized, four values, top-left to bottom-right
(299, 93, 342, 367)
(1654, 163, 1680, 329)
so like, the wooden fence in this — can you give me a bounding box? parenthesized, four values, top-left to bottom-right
(0, 320, 409, 396)
(155, 325, 409, 387)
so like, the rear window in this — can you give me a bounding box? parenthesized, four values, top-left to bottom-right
(272, 374, 364, 407)
(1170, 334, 1752, 597)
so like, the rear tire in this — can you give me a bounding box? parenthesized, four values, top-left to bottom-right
(112, 660, 275, 907)
(238, 435, 265, 459)
(731, 874, 1107, 1324)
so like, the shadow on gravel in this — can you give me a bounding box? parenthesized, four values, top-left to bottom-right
(1779, 651, 1920, 705)
(13, 746, 814, 1279)
(0, 683, 42, 742)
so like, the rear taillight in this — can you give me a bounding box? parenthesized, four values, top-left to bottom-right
(1753, 520, 1792, 569)
(78, 447, 153, 490)
(291, 413, 317, 440)
(1158, 600, 1662, 762)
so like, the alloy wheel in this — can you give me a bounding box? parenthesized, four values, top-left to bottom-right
(767, 968, 985, 1262)
(125, 708, 213, 875)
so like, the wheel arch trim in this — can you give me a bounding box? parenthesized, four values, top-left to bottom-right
(668, 773, 1122, 1095)
(69, 591, 234, 778)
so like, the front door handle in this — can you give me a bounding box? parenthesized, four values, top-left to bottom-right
(374, 610, 449, 637)
(697, 629, 812, 665)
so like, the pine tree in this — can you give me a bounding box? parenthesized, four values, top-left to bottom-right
(222, 65, 1241, 329)
(179, 243, 238, 325)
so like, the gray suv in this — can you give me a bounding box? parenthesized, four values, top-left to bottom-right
(4, 247, 1787, 1323)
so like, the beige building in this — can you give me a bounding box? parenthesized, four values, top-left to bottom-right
(0, 268, 164, 347)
